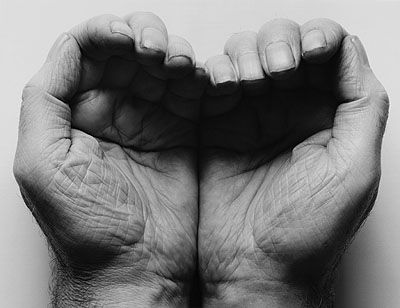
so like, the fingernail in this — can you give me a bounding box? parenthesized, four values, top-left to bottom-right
(213, 65, 237, 85)
(302, 29, 327, 54)
(167, 42, 194, 65)
(265, 42, 295, 74)
(167, 54, 193, 63)
(141, 28, 167, 52)
(168, 54, 193, 66)
(110, 21, 133, 38)
(238, 53, 264, 81)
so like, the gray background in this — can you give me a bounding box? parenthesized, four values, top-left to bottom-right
(1, 0, 399, 307)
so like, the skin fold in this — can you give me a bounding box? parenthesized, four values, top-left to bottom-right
(14, 13, 206, 307)
(199, 19, 388, 307)
(13, 13, 388, 308)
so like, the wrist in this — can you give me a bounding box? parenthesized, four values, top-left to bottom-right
(51, 258, 190, 307)
(203, 279, 334, 308)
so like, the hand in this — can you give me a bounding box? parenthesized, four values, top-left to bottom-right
(13, 13, 206, 307)
(199, 19, 388, 307)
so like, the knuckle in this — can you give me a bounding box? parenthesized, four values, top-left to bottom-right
(306, 17, 327, 26)
(228, 31, 256, 41)
(21, 83, 39, 101)
(319, 18, 343, 29)
(91, 14, 119, 23)
(86, 14, 120, 34)
(21, 84, 33, 101)
(127, 11, 163, 24)
(258, 18, 300, 40)
(138, 11, 160, 19)
(13, 154, 40, 189)
(268, 18, 297, 27)
(375, 87, 390, 126)
(366, 74, 389, 113)
(225, 31, 256, 50)
(304, 18, 336, 28)
(168, 34, 191, 47)
(205, 54, 227, 66)
(377, 86, 389, 105)
(302, 18, 345, 39)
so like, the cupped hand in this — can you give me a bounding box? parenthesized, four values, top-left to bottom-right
(199, 18, 388, 306)
(14, 12, 207, 306)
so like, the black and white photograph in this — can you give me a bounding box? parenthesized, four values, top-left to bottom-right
(1, 0, 399, 307)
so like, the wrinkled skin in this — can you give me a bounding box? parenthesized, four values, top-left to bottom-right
(14, 13, 207, 306)
(14, 13, 388, 308)
(199, 19, 388, 306)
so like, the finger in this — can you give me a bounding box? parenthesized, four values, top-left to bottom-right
(125, 12, 168, 65)
(78, 57, 106, 92)
(69, 14, 135, 92)
(203, 55, 240, 117)
(14, 33, 80, 180)
(205, 55, 238, 96)
(164, 34, 195, 78)
(163, 93, 200, 121)
(101, 56, 140, 88)
(302, 19, 347, 90)
(164, 66, 208, 121)
(257, 18, 301, 80)
(129, 68, 167, 103)
(201, 94, 241, 118)
(70, 14, 134, 61)
(301, 18, 347, 63)
(169, 64, 208, 99)
(330, 35, 389, 168)
(224, 31, 269, 94)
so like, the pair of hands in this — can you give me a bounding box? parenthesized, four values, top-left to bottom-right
(14, 12, 388, 307)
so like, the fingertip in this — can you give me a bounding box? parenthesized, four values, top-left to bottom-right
(37, 32, 81, 100)
(70, 15, 135, 60)
(223, 31, 269, 94)
(205, 55, 238, 96)
(301, 18, 346, 63)
(125, 12, 169, 65)
(346, 35, 370, 67)
(257, 18, 301, 80)
(164, 35, 195, 78)
(138, 27, 168, 64)
(165, 55, 194, 77)
(265, 41, 297, 79)
(140, 27, 167, 51)
(47, 32, 72, 62)
(110, 20, 134, 40)
(224, 31, 265, 83)
(301, 29, 328, 61)
(334, 34, 382, 104)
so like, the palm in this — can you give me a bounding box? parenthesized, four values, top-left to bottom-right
(199, 57, 374, 287)
(14, 14, 210, 305)
(64, 59, 198, 277)
(20, 20, 203, 285)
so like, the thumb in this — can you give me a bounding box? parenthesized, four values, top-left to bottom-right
(14, 33, 81, 180)
(29, 33, 81, 100)
(330, 35, 389, 171)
